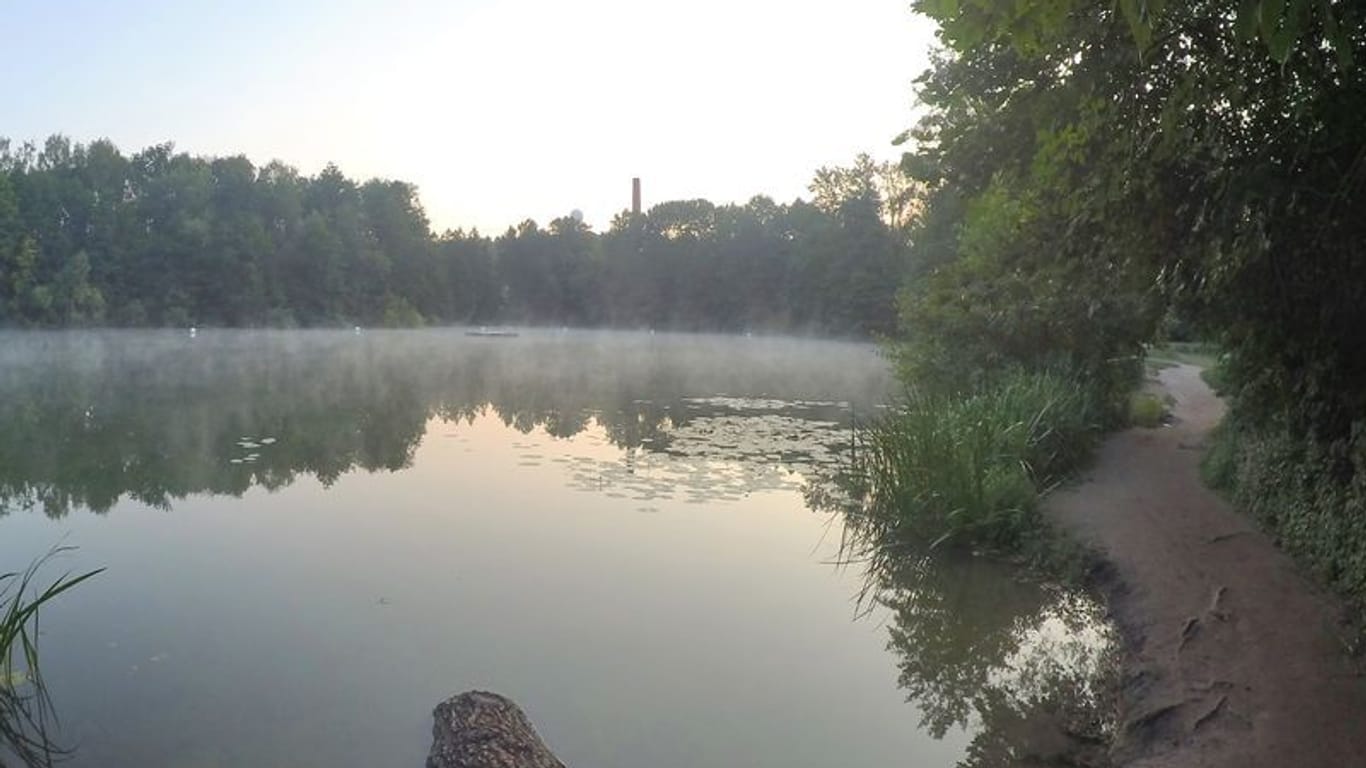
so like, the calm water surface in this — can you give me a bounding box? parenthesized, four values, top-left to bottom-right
(0, 330, 1112, 767)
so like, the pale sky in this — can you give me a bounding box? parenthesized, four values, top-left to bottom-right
(3, 0, 937, 233)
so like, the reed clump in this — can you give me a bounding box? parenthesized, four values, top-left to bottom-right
(848, 370, 1102, 553)
(1, 547, 102, 768)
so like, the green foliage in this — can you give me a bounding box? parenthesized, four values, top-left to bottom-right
(379, 294, 423, 328)
(852, 370, 1102, 551)
(1199, 360, 1230, 395)
(1200, 421, 1240, 492)
(1203, 412, 1366, 604)
(0, 138, 910, 337)
(919, 0, 1354, 66)
(894, 174, 1150, 422)
(906, 0, 1366, 615)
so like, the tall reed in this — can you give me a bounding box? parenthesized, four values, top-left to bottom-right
(846, 370, 1101, 554)
(1, 548, 102, 768)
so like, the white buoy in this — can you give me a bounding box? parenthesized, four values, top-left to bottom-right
(189, 326, 197, 338)
(354, 325, 362, 334)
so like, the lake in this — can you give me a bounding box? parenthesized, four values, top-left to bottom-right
(0, 330, 1112, 767)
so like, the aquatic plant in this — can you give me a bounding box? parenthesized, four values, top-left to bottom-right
(1, 547, 102, 768)
(844, 370, 1101, 553)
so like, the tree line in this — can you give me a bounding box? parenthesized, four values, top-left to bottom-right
(0, 137, 911, 336)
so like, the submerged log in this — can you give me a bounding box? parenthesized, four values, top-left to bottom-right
(427, 691, 567, 768)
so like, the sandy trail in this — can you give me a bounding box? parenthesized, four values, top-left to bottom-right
(1045, 364, 1366, 768)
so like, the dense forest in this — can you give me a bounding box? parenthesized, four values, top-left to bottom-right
(0, 138, 910, 336)
(878, 0, 1366, 602)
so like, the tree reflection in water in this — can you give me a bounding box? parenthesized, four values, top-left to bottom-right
(0, 329, 886, 519)
(1, 329, 887, 766)
(810, 478, 1118, 767)
(0, 329, 1115, 766)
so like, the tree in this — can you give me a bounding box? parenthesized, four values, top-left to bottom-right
(902, 0, 1366, 597)
(0, 135, 915, 338)
(803, 158, 910, 336)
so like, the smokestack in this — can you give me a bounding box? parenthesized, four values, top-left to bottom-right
(632, 177, 641, 215)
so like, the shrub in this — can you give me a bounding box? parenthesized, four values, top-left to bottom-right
(1204, 414, 1366, 603)
(1199, 359, 1229, 396)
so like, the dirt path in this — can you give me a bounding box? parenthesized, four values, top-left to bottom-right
(1045, 364, 1366, 768)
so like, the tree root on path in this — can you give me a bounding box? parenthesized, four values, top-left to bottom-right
(1125, 697, 1194, 734)
(1179, 616, 1201, 651)
(1208, 585, 1229, 621)
(1192, 695, 1228, 732)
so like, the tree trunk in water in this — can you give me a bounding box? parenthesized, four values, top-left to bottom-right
(427, 691, 567, 768)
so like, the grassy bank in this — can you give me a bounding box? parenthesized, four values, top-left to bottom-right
(828, 368, 1121, 764)
(846, 369, 1106, 561)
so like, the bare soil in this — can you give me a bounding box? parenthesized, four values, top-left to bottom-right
(1045, 364, 1366, 768)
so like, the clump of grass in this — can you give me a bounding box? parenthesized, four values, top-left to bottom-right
(1128, 392, 1166, 428)
(1, 547, 103, 768)
(847, 370, 1102, 553)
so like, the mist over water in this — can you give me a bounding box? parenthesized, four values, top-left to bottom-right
(0, 329, 1110, 768)
(0, 328, 891, 516)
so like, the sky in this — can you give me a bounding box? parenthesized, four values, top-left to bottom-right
(2, 0, 939, 233)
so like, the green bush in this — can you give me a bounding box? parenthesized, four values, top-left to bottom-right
(1204, 414, 1366, 602)
(1199, 421, 1238, 492)
(852, 370, 1102, 551)
(1196, 340, 1366, 629)
(1199, 360, 1230, 395)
